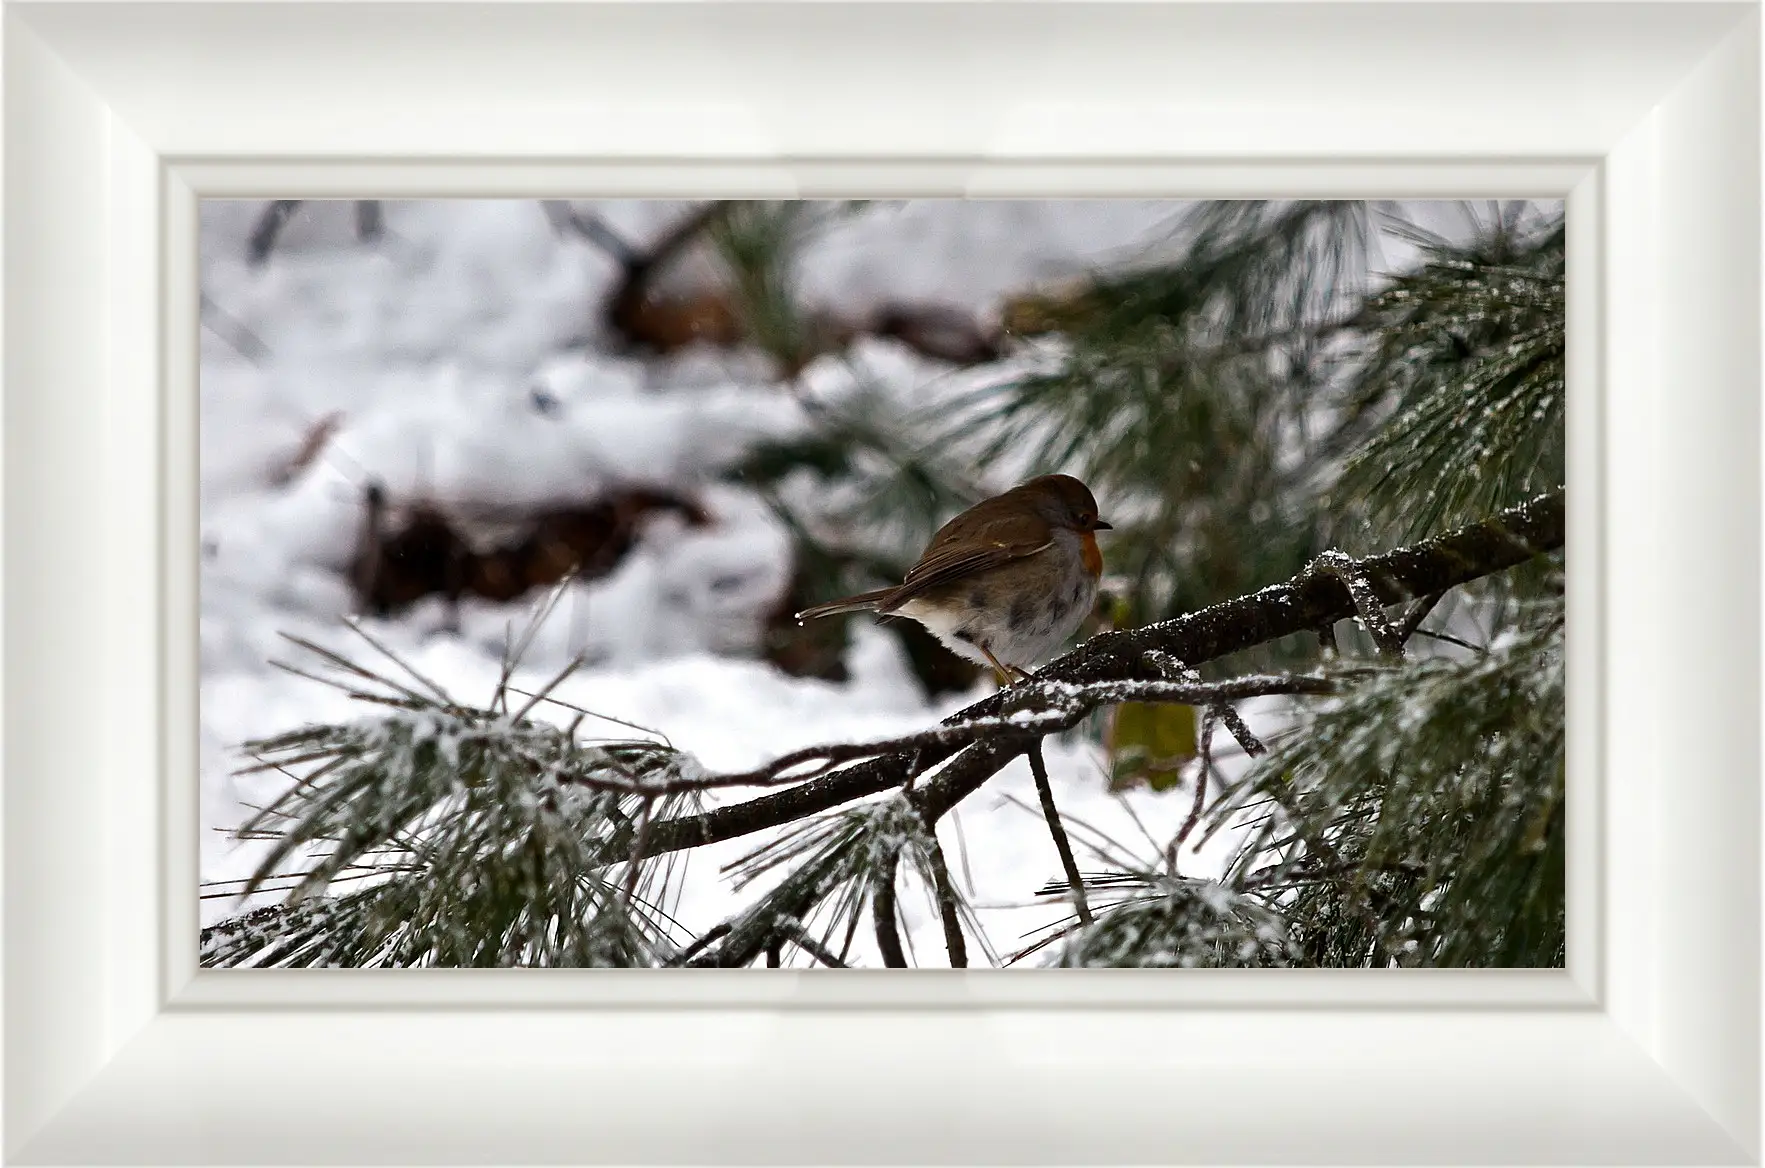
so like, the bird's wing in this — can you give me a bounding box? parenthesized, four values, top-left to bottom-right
(884, 510, 1052, 607)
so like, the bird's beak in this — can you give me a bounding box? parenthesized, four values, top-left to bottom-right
(1092, 519, 1113, 531)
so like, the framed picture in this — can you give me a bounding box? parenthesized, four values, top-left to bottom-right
(5, 2, 1757, 1163)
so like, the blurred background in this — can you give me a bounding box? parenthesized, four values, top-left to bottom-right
(200, 198, 1565, 966)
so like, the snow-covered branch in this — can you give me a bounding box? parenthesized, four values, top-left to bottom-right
(560, 674, 1330, 797)
(618, 489, 1565, 860)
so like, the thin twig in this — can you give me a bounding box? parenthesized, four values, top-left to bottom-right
(246, 199, 302, 266)
(948, 804, 978, 897)
(502, 574, 578, 689)
(340, 620, 460, 705)
(873, 851, 907, 968)
(1028, 744, 1092, 927)
(354, 200, 383, 242)
(774, 920, 848, 969)
(274, 633, 431, 704)
(667, 922, 731, 967)
(1241, 858, 1426, 890)
(1112, 791, 1165, 861)
(1398, 590, 1447, 643)
(542, 202, 641, 267)
(1215, 704, 1266, 758)
(922, 832, 969, 968)
(1173, 711, 1217, 859)
(1411, 626, 1486, 654)
(499, 686, 672, 747)
(1144, 649, 1265, 759)
(995, 791, 1147, 875)
(507, 651, 589, 725)
(621, 797, 656, 908)
(1004, 919, 1087, 967)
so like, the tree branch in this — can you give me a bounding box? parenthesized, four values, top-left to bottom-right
(1173, 709, 1217, 858)
(684, 850, 845, 968)
(1307, 550, 1405, 659)
(617, 491, 1565, 862)
(1142, 649, 1266, 758)
(775, 919, 849, 969)
(873, 852, 907, 968)
(572, 675, 1327, 800)
(666, 922, 730, 967)
(1398, 590, 1447, 644)
(1029, 743, 1092, 927)
(922, 834, 969, 968)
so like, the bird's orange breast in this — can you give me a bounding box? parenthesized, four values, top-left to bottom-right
(1079, 530, 1103, 576)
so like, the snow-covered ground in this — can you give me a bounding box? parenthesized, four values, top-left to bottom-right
(197, 199, 1385, 966)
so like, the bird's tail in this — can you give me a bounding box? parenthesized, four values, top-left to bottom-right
(795, 588, 896, 624)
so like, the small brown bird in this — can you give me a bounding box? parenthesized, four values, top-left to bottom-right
(796, 474, 1111, 684)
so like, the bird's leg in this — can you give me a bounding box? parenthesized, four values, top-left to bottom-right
(979, 645, 1011, 686)
(979, 645, 1032, 687)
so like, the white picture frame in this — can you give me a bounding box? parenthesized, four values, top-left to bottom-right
(4, 1, 1758, 1161)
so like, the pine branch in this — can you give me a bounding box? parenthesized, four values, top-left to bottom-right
(568, 674, 1325, 799)
(774, 919, 849, 969)
(1398, 591, 1447, 644)
(619, 490, 1564, 860)
(1306, 550, 1406, 659)
(1173, 709, 1218, 855)
(1141, 649, 1266, 758)
(1221, 597, 1565, 966)
(922, 834, 969, 968)
(873, 850, 907, 969)
(1029, 744, 1092, 927)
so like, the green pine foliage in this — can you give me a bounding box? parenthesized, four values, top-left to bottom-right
(713, 795, 990, 968)
(1054, 875, 1299, 968)
(707, 201, 825, 374)
(208, 638, 702, 967)
(1219, 593, 1565, 967)
(1335, 210, 1565, 541)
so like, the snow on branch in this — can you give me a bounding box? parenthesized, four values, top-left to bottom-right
(559, 674, 1330, 798)
(620, 490, 1566, 861)
(1305, 550, 1406, 659)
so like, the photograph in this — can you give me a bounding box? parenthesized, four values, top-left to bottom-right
(196, 197, 1566, 970)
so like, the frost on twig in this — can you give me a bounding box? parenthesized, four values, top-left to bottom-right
(558, 673, 1330, 805)
(1142, 650, 1266, 758)
(1172, 708, 1217, 860)
(1306, 550, 1405, 659)
(1049, 875, 1299, 969)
